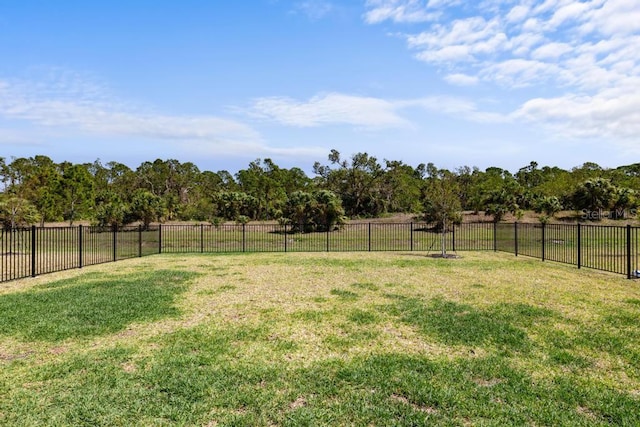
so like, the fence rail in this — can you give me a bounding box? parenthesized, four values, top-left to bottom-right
(1, 222, 639, 283)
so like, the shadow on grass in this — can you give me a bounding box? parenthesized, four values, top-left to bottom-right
(0, 270, 197, 342)
(386, 295, 554, 353)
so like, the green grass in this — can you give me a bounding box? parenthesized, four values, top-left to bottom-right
(0, 252, 639, 426)
(0, 270, 197, 342)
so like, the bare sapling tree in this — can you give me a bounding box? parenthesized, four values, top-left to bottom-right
(422, 170, 462, 257)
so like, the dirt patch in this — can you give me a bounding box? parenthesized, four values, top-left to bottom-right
(390, 394, 438, 414)
(428, 254, 462, 259)
(290, 396, 307, 409)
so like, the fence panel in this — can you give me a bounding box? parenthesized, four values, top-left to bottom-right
(2, 222, 640, 283)
(329, 224, 368, 252)
(516, 223, 542, 259)
(160, 224, 201, 253)
(200, 224, 241, 253)
(581, 225, 627, 275)
(243, 224, 283, 252)
(544, 224, 578, 266)
(370, 223, 411, 251)
(455, 222, 494, 251)
(0, 228, 32, 282)
(83, 226, 116, 267)
(116, 226, 143, 260)
(35, 226, 79, 275)
(495, 223, 516, 254)
(285, 227, 330, 252)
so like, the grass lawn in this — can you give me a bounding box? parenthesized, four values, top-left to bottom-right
(0, 252, 639, 426)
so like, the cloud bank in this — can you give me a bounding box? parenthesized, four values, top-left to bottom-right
(365, 0, 640, 143)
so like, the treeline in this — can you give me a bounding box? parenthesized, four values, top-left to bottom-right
(1, 150, 639, 230)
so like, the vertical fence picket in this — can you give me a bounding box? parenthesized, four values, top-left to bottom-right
(627, 224, 632, 279)
(79, 225, 84, 268)
(31, 225, 36, 277)
(577, 223, 582, 269)
(541, 223, 545, 262)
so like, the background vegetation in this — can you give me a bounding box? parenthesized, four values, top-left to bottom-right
(2, 150, 639, 229)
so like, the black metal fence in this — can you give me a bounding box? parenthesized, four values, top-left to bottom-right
(1, 222, 639, 283)
(1, 225, 160, 283)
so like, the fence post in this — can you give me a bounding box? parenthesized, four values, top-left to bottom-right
(242, 223, 246, 253)
(79, 225, 84, 268)
(326, 224, 330, 252)
(514, 222, 518, 256)
(200, 223, 204, 253)
(577, 223, 581, 269)
(158, 224, 162, 254)
(452, 224, 456, 252)
(493, 222, 497, 252)
(368, 223, 371, 252)
(410, 222, 414, 251)
(541, 223, 545, 262)
(31, 225, 36, 277)
(112, 224, 117, 262)
(284, 223, 288, 253)
(627, 224, 632, 279)
(138, 225, 142, 257)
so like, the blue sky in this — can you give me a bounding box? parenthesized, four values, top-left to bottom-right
(1, 0, 639, 174)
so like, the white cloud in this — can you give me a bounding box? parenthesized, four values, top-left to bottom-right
(363, 0, 640, 147)
(444, 73, 479, 86)
(531, 42, 572, 60)
(415, 44, 471, 62)
(292, 1, 334, 20)
(364, 0, 439, 24)
(0, 72, 265, 154)
(545, 1, 593, 30)
(483, 59, 565, 87)
(0, 70, 296, 160)
(514, 90, 640, 141)
(506, 5, 530, 23)
(249, 93, 411, 129)
(249, 92, 508, 128)
(580, 0, 640, 36)
(401, 96, 508, 123)
(365, 0, 640, 89)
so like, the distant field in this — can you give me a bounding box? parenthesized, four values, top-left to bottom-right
(1, 252, 638, 425)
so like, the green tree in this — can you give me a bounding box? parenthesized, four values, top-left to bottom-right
(570, 178, 618, 212)
(533, 196, 563, 218)
(284, 191, 315, 232)
(571, 178, 636, 219)
(3, 156, 63, 225)
(309, 190, 345, 231)
(130, 190, 164, 230)
(58, 163, 95, 225)
(0, 195, 40, 229)
(282, 190, 345, 233)
(93, 191, 129, 227)
(380, 160, 424, 213)
(484, 188, 519, 223)
(314, 150, 385, 217)
(236, 159, 287, 220)
(213, 191, 259, 221)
